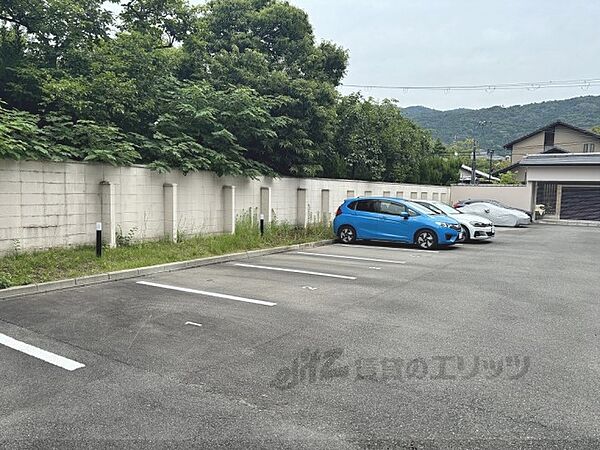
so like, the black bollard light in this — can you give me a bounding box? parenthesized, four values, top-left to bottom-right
(259, 213, 265, 236)
(96, 222, 102, 257)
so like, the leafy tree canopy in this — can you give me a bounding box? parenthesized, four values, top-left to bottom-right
(0, 0, 458, 185)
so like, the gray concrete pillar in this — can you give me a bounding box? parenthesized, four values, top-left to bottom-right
(260, 187, 272, 223)
(556, 185, 563, 218)
(163, 183, 178, 242)
(100, 181, 116, 248)
(223, 185, 236, 234)
(321, 189, 330, 223)
(297, 188, 308, 228)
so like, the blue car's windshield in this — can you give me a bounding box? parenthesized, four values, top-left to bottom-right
(405, 201, 437, 216)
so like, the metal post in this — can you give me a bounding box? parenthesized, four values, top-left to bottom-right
(259, 213, 265, 236)
(488, 149, 494, 181)
(95, 222, 102, 258)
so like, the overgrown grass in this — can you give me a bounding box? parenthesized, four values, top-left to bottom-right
(0, 219, 333, 288)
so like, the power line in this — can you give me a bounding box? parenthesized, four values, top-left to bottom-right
(341, 78, 600, 92)
(435, 139, 600, 151)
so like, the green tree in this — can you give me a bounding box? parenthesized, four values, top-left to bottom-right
(332, 94, 437, 183)
(43, 31, 182, 134)
(183, 0, 348, 176)
(446, 138, 475, 159)
(333, 94, 385, 180)
(0, 0, 456, 185)
(411, 156, 461, 185)
(0, 102, 140, 165)
(0, 0, 115, 67)
(120, 0, 200, 47)
(145, 81, 285, 176)
(0, 102, 48, 160)
(498, 171, 520, 184)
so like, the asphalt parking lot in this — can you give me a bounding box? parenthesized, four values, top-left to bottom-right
(0, 224, 599, 449)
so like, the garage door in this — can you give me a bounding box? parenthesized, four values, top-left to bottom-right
(560, 186, 600, 221)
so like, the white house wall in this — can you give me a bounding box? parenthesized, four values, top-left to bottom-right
(554, 126, 600, 154)
(525, 166, 600, 183)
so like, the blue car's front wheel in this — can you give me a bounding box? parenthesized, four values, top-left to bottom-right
(337, 225, 357, 244)
(415, 229, 438, 250)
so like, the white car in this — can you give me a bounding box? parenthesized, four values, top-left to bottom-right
(458, 202, 530, 227)
(414, 200, 495, 242)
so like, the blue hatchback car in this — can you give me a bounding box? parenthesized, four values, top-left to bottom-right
(333, 197, 462, 250)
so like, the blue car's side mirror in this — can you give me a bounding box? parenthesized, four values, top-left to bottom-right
(400, 212, 410, 220)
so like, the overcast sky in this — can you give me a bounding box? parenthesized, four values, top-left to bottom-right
(142, 1, 600, 111)
(282, 0, 600, 110)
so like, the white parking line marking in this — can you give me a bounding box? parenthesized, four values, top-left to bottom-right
(234, 263, 356, 280)
(137, 281, 277, 307)
(336, 244, 439, 254)
(0, 333, 85, 371)
(369, 267, 381, 270)
(185, 321, 203, 328)
(296, 252, 406, 265)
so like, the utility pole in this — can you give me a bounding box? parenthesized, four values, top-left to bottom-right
(471, 120, 490, 185)
(471, 139, 477, 185)
(488, 149, 494, 182)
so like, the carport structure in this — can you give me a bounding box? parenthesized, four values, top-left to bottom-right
(521, 153, 600, 221)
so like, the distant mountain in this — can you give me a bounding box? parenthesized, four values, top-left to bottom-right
(402, 96, 600, 153)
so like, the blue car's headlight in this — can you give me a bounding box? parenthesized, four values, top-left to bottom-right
(437, 222, 461, 231)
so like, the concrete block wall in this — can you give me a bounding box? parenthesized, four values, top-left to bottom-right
(0, 159, 451, 256)
(450, 184, 534, 211)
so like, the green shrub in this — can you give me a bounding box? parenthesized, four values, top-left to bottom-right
(0, 218, 333, 288)
(0, 272, 13, 289)
(116, 226, 138, 247)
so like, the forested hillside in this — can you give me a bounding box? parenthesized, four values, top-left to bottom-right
(402, 96, 600, 153)
(0, 0, 460, 185)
